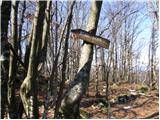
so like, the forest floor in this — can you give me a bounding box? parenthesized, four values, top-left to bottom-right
(13, 78, 159, 119)
(80, 81, 159, 119)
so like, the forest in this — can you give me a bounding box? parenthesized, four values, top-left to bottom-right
(1, 0, 159, 119)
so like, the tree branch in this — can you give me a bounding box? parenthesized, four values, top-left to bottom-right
(8, 43, 27, 71)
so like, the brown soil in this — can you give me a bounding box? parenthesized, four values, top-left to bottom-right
(80, 81, 159, 119)
(12, 79, 159, 119)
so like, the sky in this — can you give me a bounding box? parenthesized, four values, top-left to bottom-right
(10, 0, 158, 69)
(103, 0, 159, 66)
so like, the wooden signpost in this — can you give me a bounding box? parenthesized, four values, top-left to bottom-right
(71, 29, 110, 49)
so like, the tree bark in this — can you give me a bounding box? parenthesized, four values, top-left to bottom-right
(1, 1, 11, 118)
(7, 1, 19, 118)
(60, 0, 102, 118)
(20, 1, 46, 118)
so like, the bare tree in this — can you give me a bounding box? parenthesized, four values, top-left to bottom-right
(7, 1, 19, 118)
(54, 1, 75, 118)
(60, 0, 103, 118)
(20, 1, 47, 118)
(1, 1, 11, 118)
(147, 0, 159, 86)
(18, 1, 26, 60)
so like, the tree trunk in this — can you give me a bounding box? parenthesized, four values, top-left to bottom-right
(100, 48, 105, 82)
(149, 20, 157, 86)
(39, 1, 52, 118)
(40, 0, 52, 63)
(105, 41, 114, 119)
(7, 1, 19, 118)
(1, 1, 11, 118)
(24, 27, 34, 69)
(60, 0, 102, 118)
(54, 1, 75, 118)
(20, 1, 46, 118)
(95, 46, 100, 97)
(55, 1, 58, 55)
(16, 3, 27, 116)
(18, 1, 26, 61)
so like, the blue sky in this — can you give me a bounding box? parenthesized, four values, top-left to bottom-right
(102, 0, 158, 66)
(18, 0, 158, 68)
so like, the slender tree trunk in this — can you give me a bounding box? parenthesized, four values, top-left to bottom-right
(18, 1, 26, 60)
(54, 1, 75, 118)
(105, 41, 114, 119)
(17, 1, 27, 116)
(149, 20, 157, 86)
(112, 38, 118, 83)
(38, 1, 52, 118)
(1, 1, 11, 118)
(48, 3, 58, 95)
(50, 0, 58, 96)
(95, 46, 100, 97)
(60, 1, 102, 118)
(115, 41, 118, 78)
(48, 10, 68, 101)
(40, 0, 52, 63)
(123, 18, 128, 82)
(100, 48, 105, 82)
(55, 1, 58, 55)
(24, 24, 33, 69)
(7, 1, 19, 118)
(20, 1, 46, 118)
